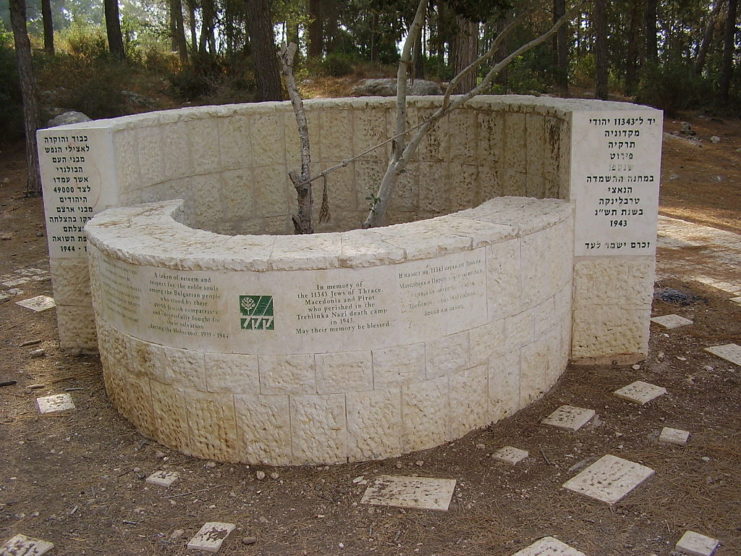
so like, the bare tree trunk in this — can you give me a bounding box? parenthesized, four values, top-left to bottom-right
(199, 0, 216, 54)
(104, 0, 125, 60)
(644, 0, 658, 64)
(9, 0, 41, 196)
(695, 0, 725, 75)
(41, 0, 54, 55)
(594, 0, 608, 100)
(186, 0, 197, 53)
(553, 0, 568, 95)
(245, 0, 283, 101)
(453, 15, 478, 93)
(172, 0, 189, 63)
(719, 0, 738, 103)
(308, 0, 322, 58)
(625, 0, 641, 95)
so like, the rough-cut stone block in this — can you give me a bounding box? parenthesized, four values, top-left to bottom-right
(128, 339, 168, 382)
(320, 109, 354, 160)
(36, 393, 75, 414)
(659, 427, 690, 445)
(504, 309, 534, 351)
(219, 114, 253, 170)
(165, 347, 206, 391)
(512, 536, 585, 556)
(146, 470, 179, 487)
(290, 394, 347, 464)
(316, 351, 373, 394)
(573, 257, 655, 306)
(427, 332, 469, 378)
(252, 165, 292, 218)
(489, 350, 521, 421)
(49, 258, 90, 305)
(519, 340, 548, 407)
(346, 388, 402, 461)
(651, 314, 693, 329)
(204, 353, 259, 394)
(704, 343, 741, 366)
(220, 168, 255, 222)
(187, 391, 239, 462)
(360, 475, 456, 511)
(493, 446, 528, 465)
(259, 354, 316, 395)
(449, 364, 489, 438)
(486, 239, 522, 317)
(675, 531, 720, 556)
(401, 376, 449, 453)
(161, 122, 193, 179)
(562, 454, 655, 504)
(372, 343, 425, 386)
(136, 125, 165, 185)
(234, 394, 291, 465)
(613, 380, 666, 405)
(0, 533, 54, 555)
(250, 113, 285, 166)
(542, 405, 595, 431)
(150, 381, 190, 454)
(16, 295, 56, 312)
(469, 319, 505, 366)
(187, 522, 235, 553)
(116, 373, 157, 439)
(571, 304, 651, 360)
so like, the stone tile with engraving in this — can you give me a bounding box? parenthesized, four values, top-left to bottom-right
(675, 530, 720, 556)
(512, 536, 586, 556)
(186, 522, 235, 552)
(492, 446, 529, 465)
(613, 380, 667, 405)
(704, 343, 741, 366)
(360, 475, 457, 511)
(541, 405, 595, 431)
(146, 470, 180, 487)
(562, 454, 655, 504)
(650, 314, 693, 329)
(0, 533, 54, 555)
(659, 427, 690, 445)
(16, 295, 56, 312)
(36, 393, 75, 414)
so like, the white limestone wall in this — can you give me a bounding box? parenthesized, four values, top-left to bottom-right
(86, 196, 573, 464)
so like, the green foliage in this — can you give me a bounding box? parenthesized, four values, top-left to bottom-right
(61, 23, 109, 62)
(0, 20, 23, 141)
(636, 60, 713, 115)
(321, 52, 355, 77)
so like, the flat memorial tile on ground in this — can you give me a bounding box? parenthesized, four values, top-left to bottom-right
(187, 522, 235, 553)
(36, 393, 75, 414)
(360, 475, 457, 511)
(659, 427, 690, 445)
(704, 343, 741, 366)
(512, 536, 586, 556)
(492, 446, 529, 465)
(613, 380, 667, 405)
(562, 454, 654, 504)
(729, 296, 741, 306)
(15, 295, 56, 312)
(650, 314, 693, 329)
(541, 405, 595, 431)
(675, 530, 720, 556)
(146, 470, 180, 487)
(0, 533, 54, 555)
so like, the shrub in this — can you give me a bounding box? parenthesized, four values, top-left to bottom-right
(637, 61, 713, 115)
(0, 22, 24, 141)
(321, 52, 355, 77)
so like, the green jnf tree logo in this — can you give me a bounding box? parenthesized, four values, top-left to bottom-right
(239, 295, 274, 330)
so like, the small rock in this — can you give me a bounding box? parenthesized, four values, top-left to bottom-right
(701, 456, 710, 462)
(205, 461, 217, 468)
(632, 364, 641, 370)
(710, 135, 720, 143)
(395, 462, 403, 469)
(170, 529, 184, 539)
(30, 348, 46, 358)
(258, 516, 269, 524)
(475, 443, 486, 449)
(270, 472, 279, 480)
(415, 460, 424, 467)
(47, 111, 91, 127)
(0, 233, 12, 241)
(242, 536, 257, 545)
(657, 351, 665, 361)
(256, 470, 266, 480)
(155, 450, 166, 459)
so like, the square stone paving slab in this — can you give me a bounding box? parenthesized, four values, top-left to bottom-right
(187, 522, 235, 552)
(1, 533, 54, 555)
(492, 446, 529, 465)
(659, 427, 690, 445)
(704, 343, 741, 366)
(562, 454, 655, 504)
(613, 380, 667, 405)
(675, 530, 720, 556)
(15, 295, 56, 312)
(146, 470, 180, 487)
(360, 475, 456, 511)
(36, 393, 75, 414)
(729, 296, 741, 305)
(650, 314, 693, 329)
(541, 405, 595, 431)
(511, 536, 585, 556)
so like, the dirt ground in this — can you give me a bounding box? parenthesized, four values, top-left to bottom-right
(0, 111, 739, 555)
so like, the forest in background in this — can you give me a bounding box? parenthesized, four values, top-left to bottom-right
(1, 0, 739, 142)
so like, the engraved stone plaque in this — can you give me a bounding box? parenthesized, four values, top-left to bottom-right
(186, 522, 235, 553)
(541, 405, 595, 431)
(36, 393, 75, 414)
(613, 380, 667, 405)
(562, 454, 655, 504)
(651, 314, 693, 329)
(360, 475, 457, 511)
(704, 343, 741, 366)
(512, 536, 586, 556)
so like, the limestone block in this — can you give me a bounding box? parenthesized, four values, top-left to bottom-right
(520, 339, 548, 407)
(150, 381, 190, 454)
(533, 296, 557, 338)
(323, 162, 359, 213)
(284, 111, 321, 166)
(164, 346, 206, 391)
(128, 338, 169, 383)
(503, 112, 527, 172)
(186, 175, 228, 231)
(219, 114, 253, 170)
(56, 303, 98, 352)
(544, 328, 565, 389)
(354, 158, 387, 208)
(448, 109, 477, 164)
(401, 375, 449, 453)
(316, 351, 373, 394)
(377, 220, 472, 261)
(501, 168, 527, 197)
(476, 164, 503, 204)
(436, 216, 516, 249)
(269, 234, 342, 270)
(187, 390, 239, 462)
(220, 168, 255, 222)
(448, 163, 478, 212)
(675, 531, 720, 556)
(320, 109, 354, 160)
(477, 110, 504, 165)
(417, 108, 448, 162)
(258, 354, 316, 395)
(252, 165, 292, 218)
(572, 304, 651, 360)
(427, 331, 469, 378)
(503, 308, 534, 352)
(487, 239, 522, 318)
(573, 258, 655, 306)
(353, 106, 389, 159)
(204, 353, 259, 394)
(521, 224, 571, 309)
(418, 162, 450, 215)
(346, 387, 402, 461)
(468, 319, 505, 366)
(234, 394, 291, 465)
(372, 343, 426, 386)
(449, 364, 489, 438)
(161, 122, 193, 180)
(250, 113, 286, 167)
(113, 128, 142, 194)
(339, 229, 406, 268)
(50, 258, 90, 306)
(290, 394, 347, 464)
(388, 162, 419, 213)
(117, 373, 157, 439)
(544, 116, 565, 195)
(136, 125, 166, 186)
(525, 113, 546, 196)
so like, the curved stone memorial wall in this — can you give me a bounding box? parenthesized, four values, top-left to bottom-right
(38, 96, 663, 464)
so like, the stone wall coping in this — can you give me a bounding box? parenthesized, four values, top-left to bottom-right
(86, 196, 571, 272)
